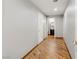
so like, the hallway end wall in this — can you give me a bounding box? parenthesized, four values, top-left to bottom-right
(47, 16, 63, 37)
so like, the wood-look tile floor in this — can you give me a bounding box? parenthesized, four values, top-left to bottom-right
(23, 35, 71, 59)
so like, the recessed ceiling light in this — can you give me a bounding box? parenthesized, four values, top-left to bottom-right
(54, 8, 58, 11)
(52, 0, 58, 2)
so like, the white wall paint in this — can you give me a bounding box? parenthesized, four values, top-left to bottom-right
(2, 0, 46, 59)
(38, 12, 47, 43)
(43, 17, 48, 39)
(63, 0, 76, 59)
(47, 16, 63, 37)
(55, 16, 63, 37)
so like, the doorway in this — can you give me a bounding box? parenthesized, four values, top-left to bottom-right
(48, 17, 55, 36)
(50, 27, 54, 35)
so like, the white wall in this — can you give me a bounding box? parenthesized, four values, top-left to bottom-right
(47, 16, 63, 37)
(63, 0, 76, 59)
(2, 0, 46, 59)
(55, 16, 63, 37)
(43, 16, 48, 39)
(38, 12, 47, 43)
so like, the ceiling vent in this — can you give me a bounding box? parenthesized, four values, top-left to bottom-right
(52, 0, 58, 2)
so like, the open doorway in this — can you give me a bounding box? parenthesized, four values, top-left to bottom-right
(48, 18, 55, 36)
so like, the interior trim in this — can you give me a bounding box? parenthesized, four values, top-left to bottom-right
(22, 38, 46, 59)
(63, 38, 72, 59)
(22, 37, 72, 59)
(55, 37, 64, 39)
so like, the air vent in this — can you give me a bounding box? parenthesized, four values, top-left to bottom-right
(52, 0, 58, 2)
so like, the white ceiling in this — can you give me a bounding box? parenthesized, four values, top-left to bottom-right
(29, 0, 70, 16)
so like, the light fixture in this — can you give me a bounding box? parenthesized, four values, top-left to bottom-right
(52, 0, 58, 2)
(54, 8, 58, 11)
(49, 18, 55, 23)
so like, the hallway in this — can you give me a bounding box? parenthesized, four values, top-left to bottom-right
(23, 35, 71, 59)
(2, 0, 76, 59)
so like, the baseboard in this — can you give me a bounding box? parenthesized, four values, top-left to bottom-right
(22, 37, 72, 59)
(63, 38, 72, 59)
(22, 39, 46, 59)
(55, 36, 64, 39)
(55, 37, 72, 59)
